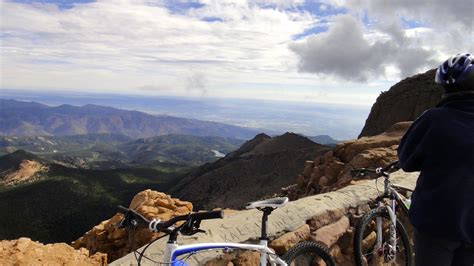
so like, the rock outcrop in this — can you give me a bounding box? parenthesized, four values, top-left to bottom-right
(285, 122, 412, 199)
(72, 189, 193, 263)
(359, 69, 442, 138)
(0, 237, 106, 265)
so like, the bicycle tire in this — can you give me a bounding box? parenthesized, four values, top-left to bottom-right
(354, 208, 413, 266)
(282, 241, 335, 266)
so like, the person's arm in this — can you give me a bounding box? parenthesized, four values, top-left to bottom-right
(397, 111, 434, 172)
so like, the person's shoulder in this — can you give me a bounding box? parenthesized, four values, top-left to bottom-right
(414, 108, 438, 122)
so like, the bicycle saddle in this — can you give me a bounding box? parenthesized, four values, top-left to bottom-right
(245, 197, 289, 210)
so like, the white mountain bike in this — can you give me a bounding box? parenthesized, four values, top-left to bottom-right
(351, 161, 413, 266)
(118, 197, 335, 265)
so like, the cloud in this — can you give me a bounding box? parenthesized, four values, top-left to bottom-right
(1, 0, 471, 104)
(289, 15, 437, 81)
(0, 0, 316, 95)
(289, 0, 472, 81)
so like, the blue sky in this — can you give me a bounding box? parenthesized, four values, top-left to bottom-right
(1, 0, 473, 105)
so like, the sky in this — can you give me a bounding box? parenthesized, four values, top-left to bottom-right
(0, 0, 473, 105)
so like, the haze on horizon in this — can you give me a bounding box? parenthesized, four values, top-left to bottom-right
(1, 0, 472, 105)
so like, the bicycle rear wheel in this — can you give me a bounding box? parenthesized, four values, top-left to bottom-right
(354, 208, 413, 266)
(282, 241, 335, 266)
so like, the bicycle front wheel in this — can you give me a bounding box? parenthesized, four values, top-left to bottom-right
(282, 241, 335, 266)
(354, 208, 413, 266)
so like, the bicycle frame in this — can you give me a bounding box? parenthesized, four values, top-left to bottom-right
(374, 178, 412, 263)
(158, 240, 287, 265)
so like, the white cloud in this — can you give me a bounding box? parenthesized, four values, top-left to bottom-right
(289, 15, 438, 81)
(290, 0, 472, 81)
(1, 0, 320, 97)
(1, 0, 472, 104)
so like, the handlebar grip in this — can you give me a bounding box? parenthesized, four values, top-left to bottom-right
(191, 210, 224, 220)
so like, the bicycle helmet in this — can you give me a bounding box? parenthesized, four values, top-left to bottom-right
(435, 53, 474, 87)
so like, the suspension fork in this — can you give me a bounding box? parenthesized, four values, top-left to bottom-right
(376, 202, 397, 261)
(384, 200, 398, 261)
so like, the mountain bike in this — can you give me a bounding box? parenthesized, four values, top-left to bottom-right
(351, 161, 414, 266)
(117, 197, 335, 265)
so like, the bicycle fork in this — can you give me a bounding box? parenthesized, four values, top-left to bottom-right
(376, 201, 397, 263)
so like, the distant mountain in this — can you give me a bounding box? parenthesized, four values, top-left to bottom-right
(0, 134, 244, 169)
(307, 135, 339, 146)
(0, 99, 262, 139)
(0, 150, 186, 243)
(169, 132, 331, 210)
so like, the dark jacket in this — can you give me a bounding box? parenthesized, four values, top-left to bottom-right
(398, 93, 474, 244)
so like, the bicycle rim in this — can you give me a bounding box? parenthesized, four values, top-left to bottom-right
(354, 209, 412, 266)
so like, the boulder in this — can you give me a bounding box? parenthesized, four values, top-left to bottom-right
(269, 224, 311, 255)
(308, 208, 346, 230)
(72, 189, 193, 263)
(312, 216, 350, 248)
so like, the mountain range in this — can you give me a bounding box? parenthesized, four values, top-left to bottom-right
(0, 98, 339, 244)
(0, 99, 261, 139)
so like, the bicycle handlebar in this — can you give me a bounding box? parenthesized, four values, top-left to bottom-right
(117, 206, 224, 232)
(351, 161, 400, 178)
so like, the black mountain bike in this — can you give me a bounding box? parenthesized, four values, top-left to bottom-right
(351, 161, 414, 266)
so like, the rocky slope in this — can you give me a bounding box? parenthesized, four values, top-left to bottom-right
(359, 69, 442, 138)
(0, 238, 106, 265)
(0, 99, 261, 139)
(283, 122, 412, 199)
(0, 150, 49, 186)
(169, 133, 331, 210)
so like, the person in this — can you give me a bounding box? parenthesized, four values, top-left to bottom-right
(398, 54, 474, 266)
(398, 53, 474, 265)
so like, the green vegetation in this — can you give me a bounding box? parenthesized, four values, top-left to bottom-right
(0, 160, 187, 244)
(0, 134, 244, 169)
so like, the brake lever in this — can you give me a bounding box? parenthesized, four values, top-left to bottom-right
(116, 210, 138, 229)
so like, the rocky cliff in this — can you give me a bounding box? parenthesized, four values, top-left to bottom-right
(359, 69, 442, 138)
(283, 122, 411, 200)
